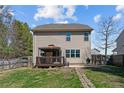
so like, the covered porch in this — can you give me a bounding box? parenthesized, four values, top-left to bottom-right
(36, 44, 66, 67)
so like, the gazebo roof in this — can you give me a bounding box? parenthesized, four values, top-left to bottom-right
(40, 44, 60, 50)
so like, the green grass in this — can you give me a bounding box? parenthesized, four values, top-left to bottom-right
(84, 65, 124, 88)
(0, 68, 82, 88)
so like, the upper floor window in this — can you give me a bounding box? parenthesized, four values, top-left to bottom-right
(84, 32, 89, 41)
(66, 32, 71, 41)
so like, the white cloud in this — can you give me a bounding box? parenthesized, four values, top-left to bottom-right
(116, 5, 124, 13)
(34, 6, 64, 21)
(113, 6, 124, 22)
(112, 13, 122, 21)
(34, 5, 77, 22)
(63, 5, 77, 20)
(55, 20, 68, 24)
(94, 14, 101, 23)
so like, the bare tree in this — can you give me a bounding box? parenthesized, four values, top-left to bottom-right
(0, 5, 14, 61)
(95, 16, 123, 63)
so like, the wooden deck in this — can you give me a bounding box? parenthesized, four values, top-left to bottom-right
(36, 56, 66, 67)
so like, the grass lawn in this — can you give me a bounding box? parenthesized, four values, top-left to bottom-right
(0, 68, 82, 88)
(84, 65, 124, 88)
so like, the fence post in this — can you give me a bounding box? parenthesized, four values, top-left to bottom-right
(2, 61, 4, 70)
(8, 61, 11, 69)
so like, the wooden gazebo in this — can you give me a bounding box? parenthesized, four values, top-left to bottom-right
(36, 44, 65, 67)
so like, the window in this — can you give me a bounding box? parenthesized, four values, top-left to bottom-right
(76, 50, 80, 57)
(66, 32, 71, 41)
(66, 50, 70, 58)
(84, 32, 89, 41)
(65, 49, 80, 58)
(71, 49, 75, 57)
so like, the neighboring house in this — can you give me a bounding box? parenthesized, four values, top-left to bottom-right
(91, 48, 100, 55)
(113, 30, 124, 55)
(32, 23, 93, 67)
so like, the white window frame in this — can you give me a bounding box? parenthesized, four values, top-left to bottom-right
(65, 49, 80, 58)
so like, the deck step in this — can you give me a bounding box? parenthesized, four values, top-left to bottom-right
(69, 63, 84, 67)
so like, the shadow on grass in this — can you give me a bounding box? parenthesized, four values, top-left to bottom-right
(84, 65, 124, 78)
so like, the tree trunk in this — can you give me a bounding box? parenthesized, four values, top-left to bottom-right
(105, 47, 107, 64)
(105, 34, 108, 64)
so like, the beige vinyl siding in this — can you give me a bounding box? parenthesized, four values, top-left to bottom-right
(33, 31, 91, 65)
(116, 31, 124, 54)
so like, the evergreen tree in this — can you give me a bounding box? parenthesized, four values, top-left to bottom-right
(12, 20, 32, 57)
(0, 6, 32, 58)
(0, 22, 8, 58)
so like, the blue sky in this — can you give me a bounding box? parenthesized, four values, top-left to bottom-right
(11, 5, 124, 54)
(11, 5, 118, 28)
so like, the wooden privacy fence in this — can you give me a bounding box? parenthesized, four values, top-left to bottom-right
(91, 55, 105, 65)
(110, 55, 124, 66)
(0, 57, 32, 70)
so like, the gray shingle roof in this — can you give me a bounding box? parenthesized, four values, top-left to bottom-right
(32, 23, 93, 32)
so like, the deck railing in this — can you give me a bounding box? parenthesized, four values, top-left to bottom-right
(36, 56, 66, 67)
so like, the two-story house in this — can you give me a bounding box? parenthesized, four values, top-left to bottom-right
(32, 23, 93, 67)
(113, 30, 124, 55)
